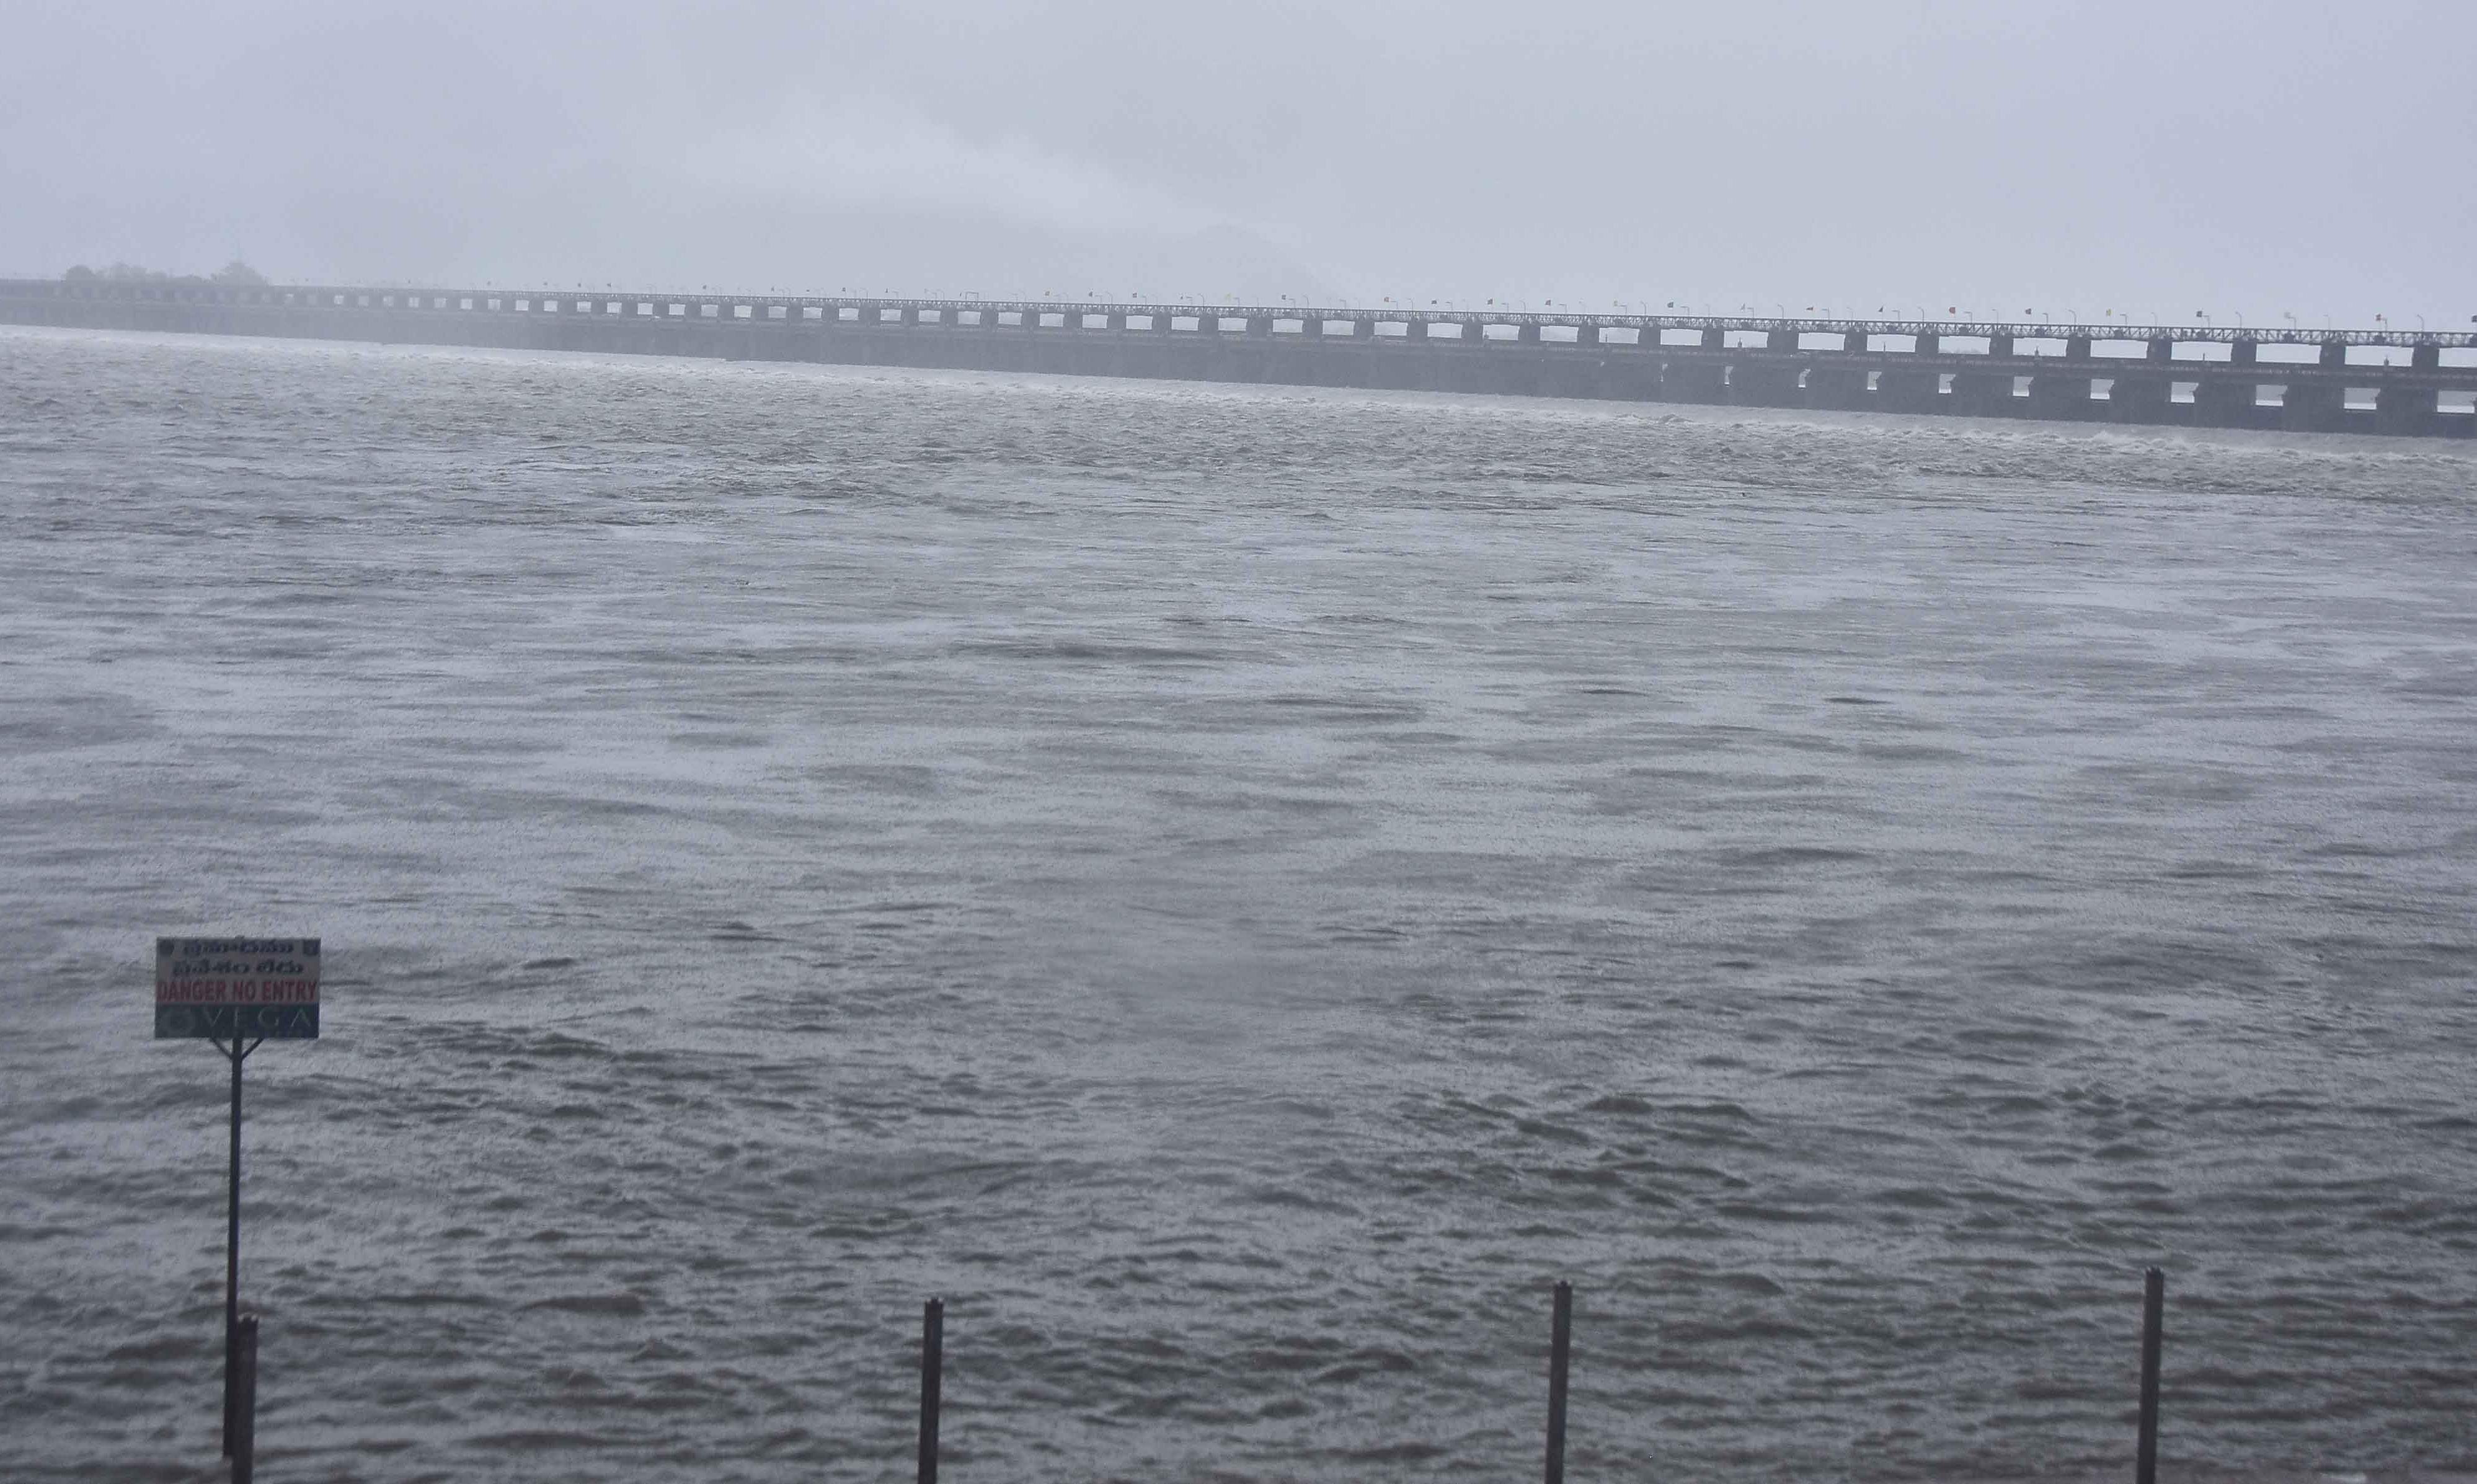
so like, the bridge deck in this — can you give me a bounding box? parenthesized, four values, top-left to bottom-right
(4, 280, 2471, 438)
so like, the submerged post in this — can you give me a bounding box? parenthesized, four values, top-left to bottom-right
(231, 1313, 259, 1484)
(918, 1297, 944, 1484)
(1545, 1279, 1572, 1484)
(2136, 1267, 2164, 1484)
(221, 1036, 245, 1454)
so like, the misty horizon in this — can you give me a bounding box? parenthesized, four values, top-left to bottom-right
(4, 1, 2470, 327)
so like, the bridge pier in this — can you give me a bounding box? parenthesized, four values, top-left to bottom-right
(2282, 382, 2344, 433)
(1948, 369, 2014, 418)
(1665, 355, 1727, 403)
(2194, 377, 2261, 429)
(1879, 337, 1939, 414)
(2107, 374, 2171, 424)
(2027, 373, 2093, 418)
(2376, 384, 2439, 436)
(1807, 367, 1871, 410)
(1876, 372, 1939, 413)
(1729, 332, 1804, 407)
(1602, 356, 1661, 402)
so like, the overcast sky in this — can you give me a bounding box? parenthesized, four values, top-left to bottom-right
(3, 1, 2469, 325)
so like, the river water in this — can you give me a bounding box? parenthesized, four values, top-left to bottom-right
(2, 325, 2474, 1482)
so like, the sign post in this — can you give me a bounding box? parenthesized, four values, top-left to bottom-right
(154, 935, 320, 1457)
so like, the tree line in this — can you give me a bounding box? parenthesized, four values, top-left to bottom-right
(63, 260, 267, 286)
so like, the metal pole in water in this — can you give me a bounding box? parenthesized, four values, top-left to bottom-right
(221, 1038, 245, 1456)
(231, 1312, 259, 1484)
(1545, 1280, 1572, 1484)
(2136, 1267, 2164, 1484)
(918, 1297, 944, 1484)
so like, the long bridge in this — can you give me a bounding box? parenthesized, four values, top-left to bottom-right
(7, 277, 2473, 438)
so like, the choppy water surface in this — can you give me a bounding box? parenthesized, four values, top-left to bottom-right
(3, 325, 2475, 1482)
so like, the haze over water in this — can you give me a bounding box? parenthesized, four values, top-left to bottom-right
(3, 325, 2475, 1482)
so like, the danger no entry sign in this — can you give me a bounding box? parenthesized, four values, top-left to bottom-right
(154, 937, 321, 1040)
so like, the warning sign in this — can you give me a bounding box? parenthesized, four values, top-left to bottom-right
(154, 937, 320, 1040)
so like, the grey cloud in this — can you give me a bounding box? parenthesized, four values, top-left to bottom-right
(2, 0, 2468, 324)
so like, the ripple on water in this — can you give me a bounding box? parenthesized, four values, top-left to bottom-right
(1, 328, 2476, 1481)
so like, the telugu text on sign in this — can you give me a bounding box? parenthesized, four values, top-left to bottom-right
(155, 937, 321, 1040)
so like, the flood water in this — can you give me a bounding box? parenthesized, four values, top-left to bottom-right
(3, 325, 2475, 1482)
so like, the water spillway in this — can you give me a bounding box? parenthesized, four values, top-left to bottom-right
(6, 278, 2473, 437)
